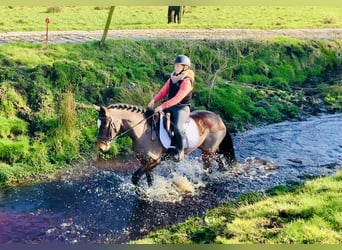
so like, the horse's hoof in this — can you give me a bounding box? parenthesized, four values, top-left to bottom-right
(131, 175, 139, 185)
(202, 168, 212, 182)
(202, 173, 210, 182)
(218, 165, 229, 172)
(135, 186, 148, 199)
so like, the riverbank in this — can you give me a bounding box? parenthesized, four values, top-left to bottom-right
(132, 168, 342, 244)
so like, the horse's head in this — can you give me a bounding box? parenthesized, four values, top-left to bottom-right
(94, 104, 120, 152)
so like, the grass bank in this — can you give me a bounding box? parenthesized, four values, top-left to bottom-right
(0, 6, 342, 32)
(131, 169, 342, 244)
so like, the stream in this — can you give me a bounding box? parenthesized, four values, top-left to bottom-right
(0, 114, 341, 244)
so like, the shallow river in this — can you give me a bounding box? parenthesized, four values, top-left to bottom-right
(0, 114, 341, 244)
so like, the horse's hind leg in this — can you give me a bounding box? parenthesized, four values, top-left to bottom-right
(145, 169, 154, 187)
(202, 150, 215, 174)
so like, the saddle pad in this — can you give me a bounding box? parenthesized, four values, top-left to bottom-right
(159, 115, 199, 149)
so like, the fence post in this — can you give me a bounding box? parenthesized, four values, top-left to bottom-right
(101, 6, 115, 46)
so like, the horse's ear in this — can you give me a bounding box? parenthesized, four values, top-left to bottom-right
(93, 104, 101, 112)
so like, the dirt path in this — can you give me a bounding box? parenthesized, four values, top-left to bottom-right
(1, 28, 342, 43)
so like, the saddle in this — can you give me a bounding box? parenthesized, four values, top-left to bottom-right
(149, 112, 199, 150)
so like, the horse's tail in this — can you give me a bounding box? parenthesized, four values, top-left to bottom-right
(218, 130, 236, 165)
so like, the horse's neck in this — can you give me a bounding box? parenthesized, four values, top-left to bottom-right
(113, 109, 147, 138)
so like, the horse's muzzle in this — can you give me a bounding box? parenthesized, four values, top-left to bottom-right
(96, 140, 111, 152)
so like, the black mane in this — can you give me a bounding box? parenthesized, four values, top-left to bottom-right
(107, 103, 146, 114)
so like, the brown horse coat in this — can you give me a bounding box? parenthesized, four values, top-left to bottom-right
(95, 104, 235, 186)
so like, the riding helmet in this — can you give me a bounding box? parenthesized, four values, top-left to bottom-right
(174, 55, 191, 67)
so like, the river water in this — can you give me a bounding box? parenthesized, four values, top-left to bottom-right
(0, 114, 341, 244)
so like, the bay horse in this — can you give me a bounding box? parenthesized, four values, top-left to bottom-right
(94, 103, 236, 186)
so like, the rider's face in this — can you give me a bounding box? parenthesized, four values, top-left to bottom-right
(174, 64, 184, 74)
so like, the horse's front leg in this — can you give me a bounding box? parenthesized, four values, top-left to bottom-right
(131, 166, 155, 187)
(132, 166, 147, 186)
(132, 156, 161, 186)
(145, 159, 161, 186)
(145, 169, 154, 187)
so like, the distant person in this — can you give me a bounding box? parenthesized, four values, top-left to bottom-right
(167, 6, 186, 24)
(148, 55, 194, 162)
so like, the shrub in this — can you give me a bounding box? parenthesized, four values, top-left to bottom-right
(0, 116, 27, 138)
(50, 91, 79, 163)
(0, 137, 30, 164)
(46, 6, 62, 13)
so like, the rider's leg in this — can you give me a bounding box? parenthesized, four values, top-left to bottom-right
(170, 105, 190, 162)
(173, 127, 184, 161)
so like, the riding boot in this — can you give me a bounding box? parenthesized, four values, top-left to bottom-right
(173, 129, 184, 162)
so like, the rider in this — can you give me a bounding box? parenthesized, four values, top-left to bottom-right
(148, 55, 195, 162)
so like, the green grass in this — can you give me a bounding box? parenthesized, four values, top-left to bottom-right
(0, 6, 342, 32)
(131, 170, 342, 244)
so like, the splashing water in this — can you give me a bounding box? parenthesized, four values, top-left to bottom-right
(119, 157, 209, 203)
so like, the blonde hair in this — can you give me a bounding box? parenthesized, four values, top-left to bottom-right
(185, 68, 195, 83)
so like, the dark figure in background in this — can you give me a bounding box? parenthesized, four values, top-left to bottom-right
(168, 6, 186, 24)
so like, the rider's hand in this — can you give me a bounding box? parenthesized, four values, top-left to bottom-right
(154, 105, 163, 113)
(148, 99, 155, 108)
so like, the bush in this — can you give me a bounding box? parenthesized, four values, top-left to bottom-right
(46, 6, 62, 13)
(49, 91, 79, 163)
(0, 116, 27, 138)
(0, 137, 30, 164)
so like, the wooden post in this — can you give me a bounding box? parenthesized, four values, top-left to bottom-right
(100, 6, 115, 46)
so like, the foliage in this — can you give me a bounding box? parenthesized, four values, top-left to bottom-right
(46, 6, 62, 14)
(318, 83, 342, 112)
(115, 82, 159, 107)
(49, 90, 79, 164)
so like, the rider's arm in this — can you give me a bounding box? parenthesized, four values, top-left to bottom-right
(153, 79, 170, 103)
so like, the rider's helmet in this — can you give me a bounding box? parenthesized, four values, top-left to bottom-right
(174, 55, 191, 67)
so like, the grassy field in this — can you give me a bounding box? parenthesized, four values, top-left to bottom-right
(0, 6, 342, 32)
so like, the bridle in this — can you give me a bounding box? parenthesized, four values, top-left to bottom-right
(97, 115, 118, 145)
(97, 112, 156, 145)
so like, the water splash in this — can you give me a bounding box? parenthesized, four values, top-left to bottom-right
(126, 157, 210, 203)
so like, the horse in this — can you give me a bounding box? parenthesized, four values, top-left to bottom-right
(94, 103, 236, 186)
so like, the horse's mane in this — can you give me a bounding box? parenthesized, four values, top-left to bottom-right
(107, 103, 146, 114)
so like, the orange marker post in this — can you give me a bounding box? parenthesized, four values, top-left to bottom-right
(45, 17, 50, 49)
